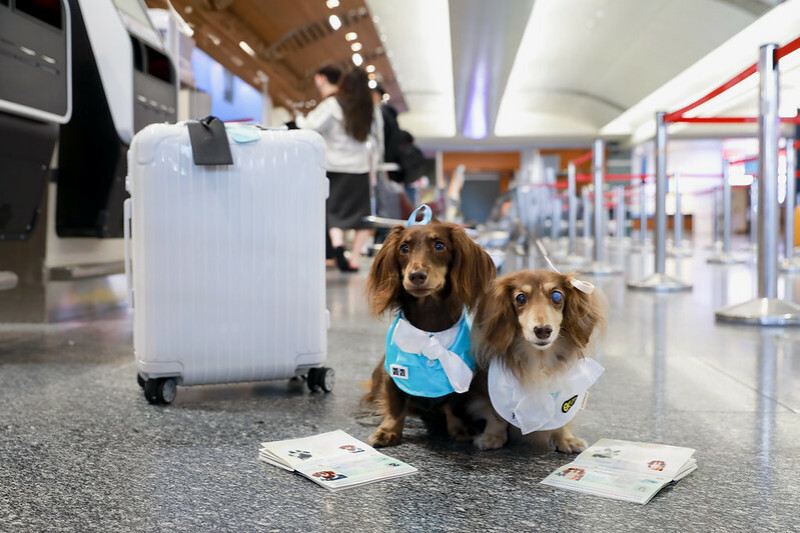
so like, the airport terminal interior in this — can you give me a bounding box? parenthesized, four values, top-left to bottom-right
(2, 0, 800, 531)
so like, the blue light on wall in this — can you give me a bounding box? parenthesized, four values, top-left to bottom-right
(462, 60, 488, 140)
(191, 49, 263, 123)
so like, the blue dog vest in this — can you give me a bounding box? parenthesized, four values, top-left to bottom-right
(384, 312, 475, 398)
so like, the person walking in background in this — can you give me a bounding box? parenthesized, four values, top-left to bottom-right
(295, 65, 377, 272)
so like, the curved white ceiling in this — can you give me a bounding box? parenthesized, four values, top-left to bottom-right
(367, 0, 798, 147)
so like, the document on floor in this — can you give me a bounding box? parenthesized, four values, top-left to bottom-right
(540, 438, 697, 504)
(258, 429, 417, 491)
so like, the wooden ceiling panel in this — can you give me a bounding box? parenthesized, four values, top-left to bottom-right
(144, 0, 406, 116)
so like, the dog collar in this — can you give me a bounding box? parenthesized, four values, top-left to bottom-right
(487, 358, 604, 434)
(406, 204, 432, 226)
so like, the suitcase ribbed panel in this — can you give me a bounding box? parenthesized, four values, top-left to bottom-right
(129, 125, 327, 386)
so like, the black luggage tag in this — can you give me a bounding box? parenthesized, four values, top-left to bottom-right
(187, 116, 233, 166)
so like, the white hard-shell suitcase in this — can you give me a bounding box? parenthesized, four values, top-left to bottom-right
(125, 120, 333, 404)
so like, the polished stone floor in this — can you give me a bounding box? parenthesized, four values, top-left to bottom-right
(1, 237, 799, 532)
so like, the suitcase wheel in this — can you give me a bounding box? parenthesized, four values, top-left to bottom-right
(306, 367, 335, 393)
(143, 377, 178, 405)
(137, 373, 145, 389)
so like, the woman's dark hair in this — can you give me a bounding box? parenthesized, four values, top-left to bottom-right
(316, 63, 342, 85)
(336, 68, 374, 142)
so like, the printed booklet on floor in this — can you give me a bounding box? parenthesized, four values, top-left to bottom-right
(258, 429, 417, 491)
(540, 438, 697, 504)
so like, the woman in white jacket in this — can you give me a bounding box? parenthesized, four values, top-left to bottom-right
(296, 66, 379, 272)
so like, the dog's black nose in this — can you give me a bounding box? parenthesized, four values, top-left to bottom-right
(534, 326, 552, 340)
(408, 270, 427, 285)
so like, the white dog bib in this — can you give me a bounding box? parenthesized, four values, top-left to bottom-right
(488, 358, 604, 434)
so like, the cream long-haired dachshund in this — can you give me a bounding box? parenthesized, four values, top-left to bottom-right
(466, 269, 606, 452)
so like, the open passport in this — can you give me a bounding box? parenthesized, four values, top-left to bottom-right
(541, 438, 697, 504)
(258, 430, 417, 491)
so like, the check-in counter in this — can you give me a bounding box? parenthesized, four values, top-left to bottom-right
(57, 0, 177, 238)
(0, 0, 177, 322)
(0, 0, 71, 242)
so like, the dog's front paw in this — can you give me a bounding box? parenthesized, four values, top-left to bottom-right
(368, 428, 402, 448)
(554, 436, 587, 453)
(474, 431, 508, 450)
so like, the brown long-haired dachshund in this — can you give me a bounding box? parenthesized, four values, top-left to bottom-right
(467, 269, 606, 452)
(362, 210, 496, 447)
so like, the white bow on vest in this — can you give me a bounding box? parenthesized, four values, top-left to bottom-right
(392, 315, 474, 393)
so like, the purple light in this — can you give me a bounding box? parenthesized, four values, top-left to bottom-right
(462, 60, 488, 139)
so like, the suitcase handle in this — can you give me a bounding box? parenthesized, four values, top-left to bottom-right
(123, 198, 133, 308)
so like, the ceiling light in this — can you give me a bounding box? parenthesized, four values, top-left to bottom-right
(328, 14, 342, 30)
(350, 42, 362, 52)
(239, 41, 256, 56)
(368, 80, 377, 89)
(365, 65, 375, 73)
(326, 0, 339, 8)
(165, 0, 193, 37)
(352, 53, 363, 66)
(231, 56, 244, 67)
(345, 32, 358, 41)
(462, 60, 489, 139)
(207, 33, 221, 46)
(368, 73, 376, 80)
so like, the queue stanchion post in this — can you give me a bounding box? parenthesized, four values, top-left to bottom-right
(611, 186, 626, 247)
(545, 167, 562, 244)
(568, 162, 578, 254)
(746, 180, 759, 252)
(716, 44, 800, 325)
(581, 186, 592, 245)
(780, 139, 800, 272)
(707, 184, 722, 251)
(669, 173, 691, 257)
(554, 162, 588, 266)
(550, 192, 562, 242)
(580, 139, 622, 276)
(628, 112, 692, 291)
(633, 176, 652, 251)
(708, 160, 746, 264)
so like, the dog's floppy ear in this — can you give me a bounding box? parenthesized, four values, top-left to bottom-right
(366, 225, 405, 316)
(474, 276, 518, 363)
(562, 275, 602, 349)
(448, 225, 497, 312)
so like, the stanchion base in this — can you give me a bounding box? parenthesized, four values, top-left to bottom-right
(667, 245, 692, 258)
(668, 250, 692, 258)
(780, 257, 800, 273)
(707, 252, 747, 265)
(631, 242, 653, 252)
(607, 237, 632, 249)
(715, 298, 800, 326)
(627, 273, 692, 292)
(579, 262, 623, 276)
(551, 253, 589, 267)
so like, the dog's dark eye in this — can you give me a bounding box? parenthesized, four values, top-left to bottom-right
(551, 290, 563, 304)
(434, 241, 445, 251)
(399, 244, 409, 254)
(515, 293, 527, 306)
